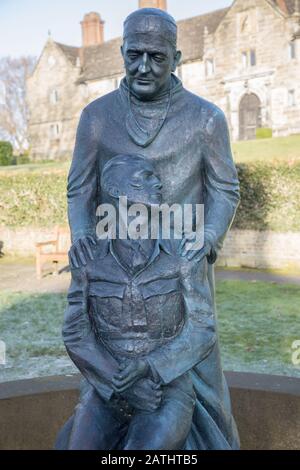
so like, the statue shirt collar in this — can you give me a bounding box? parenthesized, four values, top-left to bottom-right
(119, 74, 183, 148)
(95, 237, 173, 276)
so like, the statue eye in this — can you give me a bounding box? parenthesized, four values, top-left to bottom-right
(143, 171, 153, 179)
(130, 179, 143, 189)
(128, 52, 139, 60)
(152, 54, 165, 63)
(130, 183, 143, 189)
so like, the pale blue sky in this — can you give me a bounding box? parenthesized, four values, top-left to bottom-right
(0, 0, 232, 58)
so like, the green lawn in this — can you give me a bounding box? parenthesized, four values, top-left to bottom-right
(0, 135, 300, 175)
(0, 280, 299, 382)
(217, 280, 300, 376)
(232, 134, 300, 164)
(0, 160, 70, 175)
(0, 292, 76, 382)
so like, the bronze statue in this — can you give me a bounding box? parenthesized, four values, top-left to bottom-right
(56, 8, 240, 450)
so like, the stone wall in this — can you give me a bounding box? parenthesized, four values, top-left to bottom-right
(26, 39, 84, 161)
(0, 227, 66, 256)
(218, 229, 300, 270)
(183, 0, 300, 141)
(1, 227, 300, 270)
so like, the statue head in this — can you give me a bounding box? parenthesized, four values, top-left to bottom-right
(121, 8, 182, 100)
(101, 154, 162, 207)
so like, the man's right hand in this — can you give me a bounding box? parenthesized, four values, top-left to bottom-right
(69, 236, 97, 269)
(121, 378, 163, 413)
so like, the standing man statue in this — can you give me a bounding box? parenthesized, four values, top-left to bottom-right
(59, 8, 240, 450)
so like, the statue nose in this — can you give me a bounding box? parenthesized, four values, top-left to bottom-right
(138, 53, 151, 74)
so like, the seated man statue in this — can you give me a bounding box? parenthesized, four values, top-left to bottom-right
(55, 154, 239, 450)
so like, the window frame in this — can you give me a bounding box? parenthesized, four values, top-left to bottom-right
(250, 49, 256, 67)
(50, 89, 59, 105)
(288, 89, 296, 107)
(50, 123, 61, 140)
(205, 58, 215, 77)
(288, 41, 296, 60)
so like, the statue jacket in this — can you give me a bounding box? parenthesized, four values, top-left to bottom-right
(65, 75, 240, 450)
(63, 238, 216, 402)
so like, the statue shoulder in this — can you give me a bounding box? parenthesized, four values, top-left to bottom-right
(183, 90, 226, 137)
(83, 89, 120, 118)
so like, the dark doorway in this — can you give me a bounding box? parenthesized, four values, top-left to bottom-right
(239, 93, 262, 140)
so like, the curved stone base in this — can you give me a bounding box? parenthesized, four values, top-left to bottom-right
(0, 372, 299, 450)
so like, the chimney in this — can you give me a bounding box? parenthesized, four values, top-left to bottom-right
(275, 0, 288, 14)
(81, 12, 105, 47)
(139, 0, 167, 10)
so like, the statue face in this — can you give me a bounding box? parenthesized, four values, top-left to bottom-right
(127, 163, 162, 205)
(104, 160, 162, 207)
(122, 33, 181, 100)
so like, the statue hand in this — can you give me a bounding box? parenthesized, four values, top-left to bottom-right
(121, 378, 163, 412)
(69, 236, 97, 269)
(179, 235, 217, 264)
(112, 359, 150, 393)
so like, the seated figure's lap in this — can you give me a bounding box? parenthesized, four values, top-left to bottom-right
(124, 377, 195, 450)
(66, 374, 195, 450)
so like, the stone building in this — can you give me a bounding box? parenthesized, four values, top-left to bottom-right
(27, 0, 300, 160)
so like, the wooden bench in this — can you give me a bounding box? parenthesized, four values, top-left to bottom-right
(35, 226, 71, 279)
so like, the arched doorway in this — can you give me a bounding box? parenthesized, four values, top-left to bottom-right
(239, 93, 262, 140)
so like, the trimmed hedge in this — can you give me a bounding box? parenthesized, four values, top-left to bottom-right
(234, 162, 300, 232)
(15, 154, 31, 165)
(0, 171, 67, 227)
(0, 141, 14, 166)
(0, 163, 299, 231)
(256, 128, 273, 139)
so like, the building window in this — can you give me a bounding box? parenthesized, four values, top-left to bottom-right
(176, 65, 183, 80)
(242, 51, 248, 69)
(289, 41, 296, 60)
(50, 123, 60, 140)
(288, 89, 296, 107)
(79, 83, 89, 98)
(205, 59, 215, 77)
(47, 56, 56, 68)
(242, 50, 256, 68)
(50, 89, 59, 105)
(113, 77, 123, 89)
(250, 49, 256, 66)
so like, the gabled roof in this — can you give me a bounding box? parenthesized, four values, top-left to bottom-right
(76, 7, 229, 82)
(177, 8, 229, 63)
(54, 42, 80, 66)
(79, 37, 123, 82)
(54, 2, 298, 83)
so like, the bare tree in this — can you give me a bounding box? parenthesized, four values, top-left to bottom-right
(0, 56, 36, 153)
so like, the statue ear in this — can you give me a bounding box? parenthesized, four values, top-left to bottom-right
(172, 50, 182, 72)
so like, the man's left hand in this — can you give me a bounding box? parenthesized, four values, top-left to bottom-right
(112, 359, 150, 393)
(179, 236, 215, 264)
